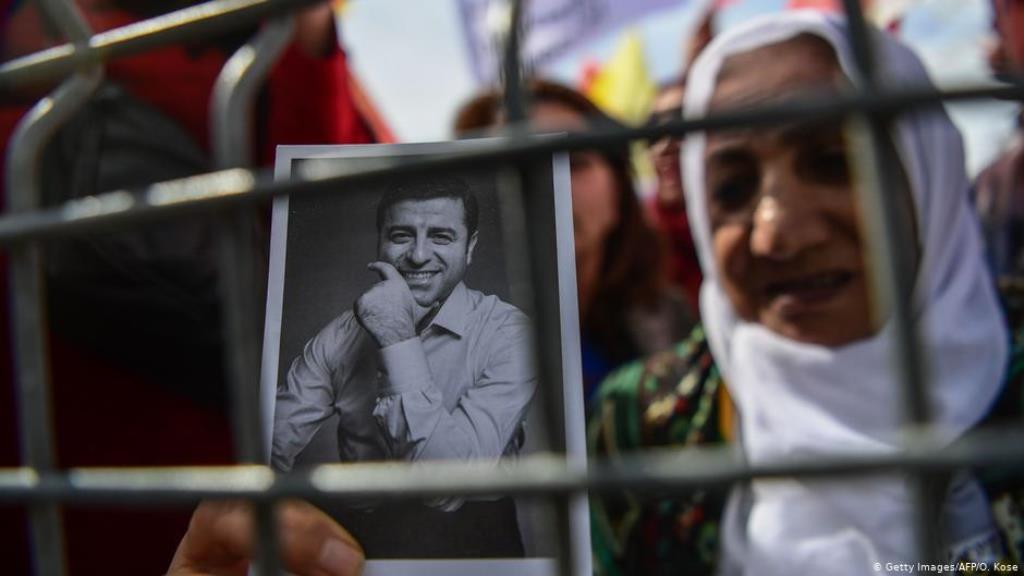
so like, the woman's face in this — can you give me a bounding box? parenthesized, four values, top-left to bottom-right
(531, 101, 621, 258)
(705, 38, 877, 346)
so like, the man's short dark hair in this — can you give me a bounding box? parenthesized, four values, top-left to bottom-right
(376, 175, 479, 238)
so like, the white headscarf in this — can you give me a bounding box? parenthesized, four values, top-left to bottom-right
(681, 11, 1009, 574)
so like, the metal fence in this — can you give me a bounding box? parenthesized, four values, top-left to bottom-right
(1, 0, 1023, 574)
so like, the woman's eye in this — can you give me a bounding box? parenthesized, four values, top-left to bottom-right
(803, 148, 850, 186)
(710, 174, 757, 211)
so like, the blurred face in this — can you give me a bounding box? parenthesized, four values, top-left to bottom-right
(648, 85, 686, 205)
(992, 0, 1024, 74)
(378, 198, 478, 308)
(531, 101, 621, 257)
(705, 38, 876, 346)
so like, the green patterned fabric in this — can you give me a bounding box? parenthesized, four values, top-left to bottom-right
(588, 326, 727, 576)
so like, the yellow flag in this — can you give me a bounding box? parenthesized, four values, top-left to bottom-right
(584, 30, 658, 181)
(585, 30, 657, 127)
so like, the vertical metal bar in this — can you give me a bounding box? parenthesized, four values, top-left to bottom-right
(838, 0, 937, 561)
(210, 14, 295, 576)
(212, 16, 296, 169)
(500, 0, 528, 128)
(497, 1, 578, 574)
(4, 1, 102, 574)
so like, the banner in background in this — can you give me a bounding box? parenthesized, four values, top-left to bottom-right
(786, 0, 916, 30)
(457, 0, 686, 85)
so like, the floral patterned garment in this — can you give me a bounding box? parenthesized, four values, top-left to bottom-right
(588, 284, 1024, 576)
(589, 325, 728, 576)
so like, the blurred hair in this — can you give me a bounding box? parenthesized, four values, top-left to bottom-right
(453, 91, 501, 137)
(656, 74, 687, 94)
(453, 79, 670, 362)
(376, 174, 479, 239)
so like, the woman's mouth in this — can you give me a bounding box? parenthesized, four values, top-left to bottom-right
(764, 270, 855, 313)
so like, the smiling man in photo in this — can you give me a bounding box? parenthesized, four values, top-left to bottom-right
(271, 174, 535, 558)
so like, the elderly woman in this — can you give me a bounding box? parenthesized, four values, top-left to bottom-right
(590, 11, 1019, 576)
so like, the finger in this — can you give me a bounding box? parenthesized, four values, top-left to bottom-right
(168, 500, 251, 576)
(277, 500, 365, 576)
(168, 500, 364, 576)
(366, 261, 403, 283)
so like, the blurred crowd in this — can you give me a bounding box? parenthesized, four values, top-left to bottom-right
(2, 0, 1024, 574)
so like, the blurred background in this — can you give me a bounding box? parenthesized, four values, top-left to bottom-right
(343, 0, 1019, 176)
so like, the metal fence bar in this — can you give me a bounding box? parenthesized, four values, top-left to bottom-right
(210, 15, 296, 576)
(211, 16, 295, 169)
(0, 0, 323, 90)
(838, 0, 931, 437)
(837, 0, 937, 560)
(0, 1, 1020, 570)
(495, 0, 579, 573)
(1, 424, 1022, 504)
(32, 0, 94, 41)
(0, 81, 1019, 247)
(3, 0, 103, 573)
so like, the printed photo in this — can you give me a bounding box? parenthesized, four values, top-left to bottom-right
(261, 142, 590, 575)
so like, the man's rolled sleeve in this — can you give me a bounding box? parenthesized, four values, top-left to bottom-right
(373, 313, 536, 464)
(377, 337, 432, 394)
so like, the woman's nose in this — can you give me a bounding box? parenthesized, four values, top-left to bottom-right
(749, 172, 829, 261)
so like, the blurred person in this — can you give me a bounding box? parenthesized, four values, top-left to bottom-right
(976, 0, 1024, 282)
(272, 175, 534, 558)
(168, 500, 364, 576)
(645, 78, 703, 312)
(591, 11, 1022, 576)
(683, 5, 715, 70)
(0, 0, 377, 572)
(454, 80, 694, 400)
(643, 7, 716, 312)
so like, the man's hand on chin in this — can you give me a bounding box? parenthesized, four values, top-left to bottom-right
(355, 262, 435, 348)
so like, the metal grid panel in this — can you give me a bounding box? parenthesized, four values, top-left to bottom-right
(1, 0, 1022, 574)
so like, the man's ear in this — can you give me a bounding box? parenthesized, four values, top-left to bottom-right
(467, 232, 479, 266)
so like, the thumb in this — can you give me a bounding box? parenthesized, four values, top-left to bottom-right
(367, 261, 403, 283)
(277, 500, 364, 576)
(168, 500, 364, 576)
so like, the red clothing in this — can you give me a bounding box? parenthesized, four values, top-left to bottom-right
(0, 5, 375, 573)
(646, 197, 702, 314)
(2, 7, 374, 156)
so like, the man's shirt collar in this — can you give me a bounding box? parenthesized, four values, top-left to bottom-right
(426, 282, 470, 338)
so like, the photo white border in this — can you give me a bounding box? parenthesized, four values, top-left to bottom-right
(261, 142, 590, 576)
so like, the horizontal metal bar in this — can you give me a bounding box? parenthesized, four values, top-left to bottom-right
(0, 0, 323, 90)
(0, 81, 1021, 246)
(1, 426, 1022, 506)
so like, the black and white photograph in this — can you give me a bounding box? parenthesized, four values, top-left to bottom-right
(260, 143, 590, 575)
